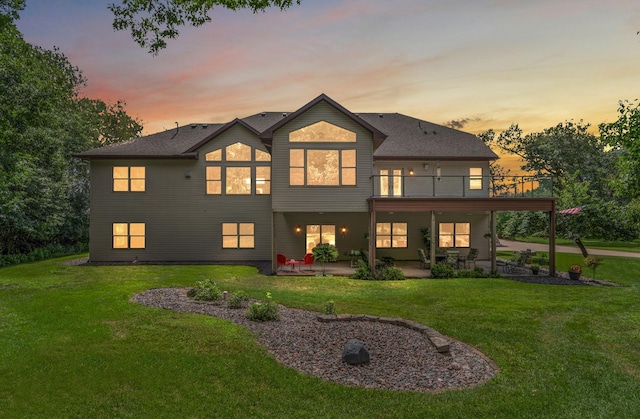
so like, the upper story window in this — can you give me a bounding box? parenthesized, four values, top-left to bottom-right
(470, 168, 483, 190)
(290, 149, 356, 186)
(289, 121, 356, 142)
(380, 169, 402, 196)
(113, 166, 145, 192)
(205, 142, 271, 195)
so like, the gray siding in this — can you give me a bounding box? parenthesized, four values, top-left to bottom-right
(271, 101, 373, 213)
(89, 124, 272, 262)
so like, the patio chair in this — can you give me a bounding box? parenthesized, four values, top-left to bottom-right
(418, 248, 431, 269)
(459, 248, 479, 269)
(277, 253, 294, 271)
(300, 253, 314, 272)
(445, 250, 460, 269)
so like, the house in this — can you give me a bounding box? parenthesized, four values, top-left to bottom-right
(76, 94, 557, 274)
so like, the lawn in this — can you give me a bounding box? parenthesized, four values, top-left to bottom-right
(514, 236, 640, 253)
(1, 254, 639, 418)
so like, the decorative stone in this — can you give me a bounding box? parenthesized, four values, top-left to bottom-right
(430, 336, 450, 353)
(342, 339, 370, 365)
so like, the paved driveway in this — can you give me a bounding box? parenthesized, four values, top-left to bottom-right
(499, 239, 640, 259)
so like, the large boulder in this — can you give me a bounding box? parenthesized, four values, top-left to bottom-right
(342, 339, 370, 365)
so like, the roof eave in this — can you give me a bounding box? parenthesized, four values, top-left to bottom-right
(73, 152, 199, 160)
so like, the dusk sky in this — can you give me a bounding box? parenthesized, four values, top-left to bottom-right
(16, 0, 640, 142)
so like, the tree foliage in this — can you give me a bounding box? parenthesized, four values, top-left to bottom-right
(483, 114, 639, 241)
(599, 99, 640, 199)
(0, 21, 142, 255)
(108, 0, 301, 54)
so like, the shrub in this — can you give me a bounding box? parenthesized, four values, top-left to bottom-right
(350, 260, 405, 280)
(381, 266, 405, 280)
(431, 262, 455, 278)
(323, 300, 337, 315)
(227, 291, 249, 309)
(351, 259, 374, 280)
(189, 279, 222, 301)
(246, 292, 279, 321)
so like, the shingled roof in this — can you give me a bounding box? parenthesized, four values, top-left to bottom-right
(76, 95, 497, 161)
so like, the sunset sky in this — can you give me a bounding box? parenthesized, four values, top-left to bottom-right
(16, 0, 640, 152)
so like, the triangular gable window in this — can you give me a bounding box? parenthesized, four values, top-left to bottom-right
(289, 121, 356, 143)
(225, 142, 252, 161)
(205, 149, 222, 161)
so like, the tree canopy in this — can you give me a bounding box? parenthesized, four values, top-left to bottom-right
(108, 0, 301, 54)
(0, 19, 142, 255)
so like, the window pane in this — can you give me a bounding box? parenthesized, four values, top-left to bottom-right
(113, 236, 128, 248)
(342, 149, 356, 167)
(439, 223, 454, 235)
(290, 168, 304, 186)
(255, 149, 271, 161)
(342, 168, 356, 185)
(256, 167, 271, 194)
(222, 223, 237, 235)
(377, 236, 391, 248)
(392, 170, 402, 196)
(239, 236, 254, 248)
(306, 225, 320, 254)
(113, 167, 128, 178)
(130, 236, 145, 249)
(455, 235, 470, 248)
(225, 142, 252, 161)
(393, 236, 407, 248)
(321, 225, 335, 245)
(207, 181, 221, 194)
(307, 150, 339, 185)
(376, 223, 391, 235)
(130, 179, 145, 192)
(239, 223, 254, 235)
(439, 235, 454, 248)
(130, 167, 145, 178)
(393, 223, 407, 235)
(205, 149, 222, 161)
(206, 167, 221, 180)
(289, 121, 356, 142)
(222, 236, 238, 248)
(290, 149, 304, 166)
(456, 223, 470, 234)
(113, 223, 128, 235)
(113, 179, 129, 192)
(226, 167, 251, 194)
(130, 223, 145, 235)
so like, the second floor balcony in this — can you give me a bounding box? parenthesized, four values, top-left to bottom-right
(371, 175, 554, 199)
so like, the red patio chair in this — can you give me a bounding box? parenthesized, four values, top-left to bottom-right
(300, 253, 314, 272)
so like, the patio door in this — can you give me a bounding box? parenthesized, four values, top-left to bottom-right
(306, 225, 335, 254)
(380, 169, 402, 196)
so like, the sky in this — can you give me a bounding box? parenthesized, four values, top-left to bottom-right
(15, 0, 640, 154)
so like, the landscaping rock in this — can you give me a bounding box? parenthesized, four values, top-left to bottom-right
(342, 339, 370, 365)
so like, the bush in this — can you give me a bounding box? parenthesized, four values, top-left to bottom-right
(227, 291, 249, 309)
(189, 279, 222, 301)
(323, 300, 336, 315)
(430, 262, 455, 278)
(0, 243, 88, 268)
(246, 292, 279, 321)
(350, 260, 405, 280)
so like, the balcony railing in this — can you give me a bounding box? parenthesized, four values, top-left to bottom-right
(370, 175, 553, 198)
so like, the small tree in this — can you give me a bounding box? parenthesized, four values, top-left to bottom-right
(584, 256, 603, 280)
(312, 243, 338, 276)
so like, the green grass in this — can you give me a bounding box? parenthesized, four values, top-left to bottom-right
(1, 254, 639, 418)
(515, 236, 640, 253)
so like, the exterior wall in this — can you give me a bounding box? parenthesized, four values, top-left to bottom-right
(89, 124, 272, 262)
(271, 101, 374, 212)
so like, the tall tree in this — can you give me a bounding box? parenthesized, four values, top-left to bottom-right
(109, 0, 301, 54)
(0, 20, 141, 254)
(599, 99, 640, 199)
